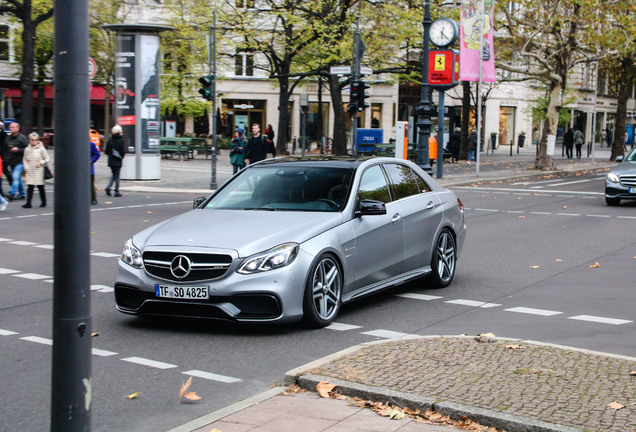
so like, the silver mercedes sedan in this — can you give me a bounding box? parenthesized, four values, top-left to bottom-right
(114, 157, 467, 327)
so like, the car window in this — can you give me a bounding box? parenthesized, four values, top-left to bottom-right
(627, 148, 636, 162)
(205, 166, 353, 212)
(357, 165, 391, 207)
(383, 163, 430, 199)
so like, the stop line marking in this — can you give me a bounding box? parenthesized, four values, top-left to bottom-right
(505, 307, 562, 316)
(183, 370, 243, 383)
(122, 357, 178, 369)
(568, 315, 633, 325)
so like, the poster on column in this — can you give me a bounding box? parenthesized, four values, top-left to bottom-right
(140, 34, 161, 154)
(115, 34, 136, 152)
(459, 0, 496, 82)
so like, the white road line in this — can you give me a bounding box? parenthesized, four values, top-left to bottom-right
(361, 329, 410, 339)
(568, 315, 633, 325)
(617, 216, 636, 220)
(504, 307, 563, 316)
(445, 299, 501, 308)
(326, 322, 363, 331)
(91, 284, 114, 293)
(16, 215, 38, 218)
(0, 268, 20, 274)
(473, 208, 499, 212)
(0, 237, 13, 242)
(396, 293, 444, 301)
(91, 252, 120, 258)
(529, 211, 552, 215)
(9, 240, 38, 246)
(21, 336, 53, 345)
(121, 357, 178, 369)
(13, 273, 51, 280)
(0, 329, 19, 336)
(34, 244, 54, 249)
(455, 186, 603, 195)
(92, 348, 118, 357)
(506, 210, 524, 214)
(548, 179, 597, 187)
(557, 213, 581, 217)
(182, 370, 243, 383)
(587, 214, 611, 218)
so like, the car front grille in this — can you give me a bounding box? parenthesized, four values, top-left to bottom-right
(619, 175, 636, 187)
(143, 251, 232, 282)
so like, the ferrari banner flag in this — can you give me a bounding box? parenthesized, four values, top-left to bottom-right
(460, 0, 496, 82)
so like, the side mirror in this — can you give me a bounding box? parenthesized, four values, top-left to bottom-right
(616, 155, 624, 163)
(193, 197, 207, 209)
(355, 199, 387, 217)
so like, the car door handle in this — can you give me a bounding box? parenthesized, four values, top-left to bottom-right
(426, 201, 434, 210)
(391, 213, 401, 223)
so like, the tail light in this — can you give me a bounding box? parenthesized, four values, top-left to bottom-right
(457, 198, 464, 213)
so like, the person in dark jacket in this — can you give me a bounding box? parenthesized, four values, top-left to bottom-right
(447, 127, 461, 163)
(563, 128, 574, 159)
(265, 124, 276, 157)
(90, 139, 101, 205)
(467, 129, 477, 165)
(245, 123, 268, 165)
(104, 125, 125, 197)
(7, 122, 28, 199)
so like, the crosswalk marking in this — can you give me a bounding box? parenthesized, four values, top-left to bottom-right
(21, 336, 53, 345)
(505, 307, 562, 316)
(0, 268, 20, 274)
(92, 348, 118, 357)
(182, 370, 243, 383)
(0, 329, 19, 336)
(121, 357, 177, 369)
(445, 299, 501, 308)
(327, 322, 363, 331)
(568, 315, 632, 325)
(361, 329, 410, 339)
(396, 293, 443, 301)
(13, 273, 51, 280)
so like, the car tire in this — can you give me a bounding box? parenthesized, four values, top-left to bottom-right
(427, 228, 456, 288)
(302, 254, 342, 328)
(605, 196, 620, 206)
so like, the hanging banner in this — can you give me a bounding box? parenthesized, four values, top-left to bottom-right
(460, 0, 496, 82)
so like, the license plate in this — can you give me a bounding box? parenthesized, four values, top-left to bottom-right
(155, 284, 209, 299)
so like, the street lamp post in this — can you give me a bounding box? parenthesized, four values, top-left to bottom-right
(416, 0, 435, 175)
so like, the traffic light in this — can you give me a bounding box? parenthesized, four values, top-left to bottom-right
(198, 75, 213, 101)
(350, 80, 370, 112)
(356, 80, 370, 111)
(347, 101, 358, 115)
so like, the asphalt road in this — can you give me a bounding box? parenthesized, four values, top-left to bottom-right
(1, 171, 634, 431)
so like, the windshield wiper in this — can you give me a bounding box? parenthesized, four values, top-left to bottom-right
(244, 207, 277, 211)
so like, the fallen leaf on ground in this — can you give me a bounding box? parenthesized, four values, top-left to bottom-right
(608, 401, 624, 410)
(518, 216, 525, 219)
(530, 265, 540, 269)
(562, 206, 567, 209)
(505, 344, 525, 350)
(316, 380, 336, 398)
(379, 409, 405, 420)
(146, 211, 153, 214)
(126, 392, 139, 399)
(178, 376, 201, 404)
(91, 332, 100, 337)
(589, 262, 600, 268)
(142, 220, 149, 223)
(555, 259, 563, 262)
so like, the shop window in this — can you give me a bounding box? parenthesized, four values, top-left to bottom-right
(371, 103, 382, 128)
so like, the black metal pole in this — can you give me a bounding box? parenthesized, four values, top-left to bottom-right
(437, 91, 444, 178)
(416, 0, 434, 174)
(51, 0, 92, 430)
(210, 14, 218, 189)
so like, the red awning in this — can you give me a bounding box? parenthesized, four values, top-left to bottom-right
(3, 83, 112, 105)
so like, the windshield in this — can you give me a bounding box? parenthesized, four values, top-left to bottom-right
(627, 148, 636, 162)
(205, 165, 354, 212)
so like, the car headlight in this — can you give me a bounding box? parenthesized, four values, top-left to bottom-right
(606, 172, 620, 183)
(237, 243, 299, 274)
(121, 238, 143, 268)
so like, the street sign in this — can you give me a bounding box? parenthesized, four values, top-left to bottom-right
(330, 66, 351, 75)
(360, 66, 373, 76)
(88, 58, 96, 79)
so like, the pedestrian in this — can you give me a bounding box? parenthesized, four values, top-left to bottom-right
(22, 132, 50, 208)
(0, 152, 7, 211)
(606, 128, 612, 148)
(245, 123, 268, 165)
(448, 127, 461, 163)
(265, 123, 276, 157)
(105, 125, 125, 197)
(625, 130, 630, 151)
(0, 126, 11, 197)
(573, 127, 584, 159)
(7, 122, 28, 200)
(229, 128, 247, 174)
(467, 129, 477, 165)
(429, 130, 438, 164)
(90, 138, 101, 205)
(563, 128, 574, 159)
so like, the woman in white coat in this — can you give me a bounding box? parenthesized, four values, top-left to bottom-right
(22, 132, 50, 208)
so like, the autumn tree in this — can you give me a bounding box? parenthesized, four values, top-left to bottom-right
(0, 0, 53, 133)
(496, 0, 598, 170)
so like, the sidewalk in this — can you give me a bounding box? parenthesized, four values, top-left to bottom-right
(150, 145, 633, 432)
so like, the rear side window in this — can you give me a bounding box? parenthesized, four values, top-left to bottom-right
(384, 163, 431, 199)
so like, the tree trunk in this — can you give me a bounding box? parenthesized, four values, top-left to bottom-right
(534, 82, 559, 170)
(275, 74, 291, 156)
(20, 19, 35, 133)
(37, 83, 45, 135)
(328, 74, 347, 155)
(611, 56, 633, 161)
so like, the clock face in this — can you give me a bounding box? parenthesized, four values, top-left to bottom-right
(430, 18, 458, 48)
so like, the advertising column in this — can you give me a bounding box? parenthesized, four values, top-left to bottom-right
(104, 24, 172, 180)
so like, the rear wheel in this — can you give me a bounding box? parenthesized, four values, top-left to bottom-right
(302, 254, 342, 328)
(605, 196, 620, 206)
(428, 228, 456, 288)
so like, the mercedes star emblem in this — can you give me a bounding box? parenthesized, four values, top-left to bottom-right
(170, 255, 192, 279)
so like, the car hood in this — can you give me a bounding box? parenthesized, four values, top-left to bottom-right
(613, 160, 636, 175)
(132, 209, 345, 257)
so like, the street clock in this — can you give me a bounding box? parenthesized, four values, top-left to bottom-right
(429, 18, 459, 48)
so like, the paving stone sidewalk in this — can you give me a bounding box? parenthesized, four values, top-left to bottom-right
(294, 336, 636, 432)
